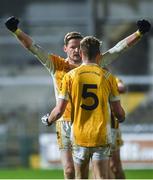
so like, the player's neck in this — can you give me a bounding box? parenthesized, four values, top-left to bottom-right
(67, 58, 82, 65)
(82, 58, 96, 64)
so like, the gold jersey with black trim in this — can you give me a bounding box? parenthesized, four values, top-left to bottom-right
(59, 63, 120, 147)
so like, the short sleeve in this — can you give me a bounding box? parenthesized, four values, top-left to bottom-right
(109, 75, 120, 102)
(58, 73, 71, 101)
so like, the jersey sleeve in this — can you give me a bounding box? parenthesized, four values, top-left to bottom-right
(99, 39, 128, 68)
(58, 73, 71, 101)
(109, 75, 120, 102)
(29, 43, 55, 74)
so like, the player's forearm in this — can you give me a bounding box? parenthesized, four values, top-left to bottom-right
(109, 30, 142, 53)
(99, 30, 146, 67)
(115, 108, 125, 123)
(48, 99, 68, 124)
(14, 29, 33, 49)
(124, 30, 142, 48)
(111, 101, 125, 123)
(109, 27, 145, 53)
(99, 32, 136, 67)
(48, 107, 63, 124)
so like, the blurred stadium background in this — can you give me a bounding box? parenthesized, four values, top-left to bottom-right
(0, 0, 153, 175)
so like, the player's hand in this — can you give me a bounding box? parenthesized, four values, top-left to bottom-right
(5, 16, 19, 32)
(41, 113, 52, 126)
(118, 118, 125, 123)
(137, 19, 151, 35)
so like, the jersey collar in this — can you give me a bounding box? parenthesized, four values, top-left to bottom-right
(82, 62, 99, 66)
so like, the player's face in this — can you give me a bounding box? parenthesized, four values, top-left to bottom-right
(64, 38, 82, 64)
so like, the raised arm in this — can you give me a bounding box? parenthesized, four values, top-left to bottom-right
(99, 19, 151, 67)
(5, 16, 54, 73)
(5, 16, 34, 49)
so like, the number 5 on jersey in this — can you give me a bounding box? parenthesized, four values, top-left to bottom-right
(81, 84, 99, 110)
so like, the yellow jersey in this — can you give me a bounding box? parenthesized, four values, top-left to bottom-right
(29, 42, 127, 122)
(59, 63, 120, 147)
(49, 54, 77, 121)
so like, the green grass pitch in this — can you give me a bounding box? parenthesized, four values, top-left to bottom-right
(0, 168, 152, 179)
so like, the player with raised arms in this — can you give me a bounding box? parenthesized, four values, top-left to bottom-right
(5, 16, 151, 179)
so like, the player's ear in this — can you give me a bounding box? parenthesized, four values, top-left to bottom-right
(63, 45, 67, 53)
(96, 53, 101, 64)
(79, 49, 82, 58)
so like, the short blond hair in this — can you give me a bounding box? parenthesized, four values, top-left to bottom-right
(80, 36, 101, 59)
(64, 31, 83, 45)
